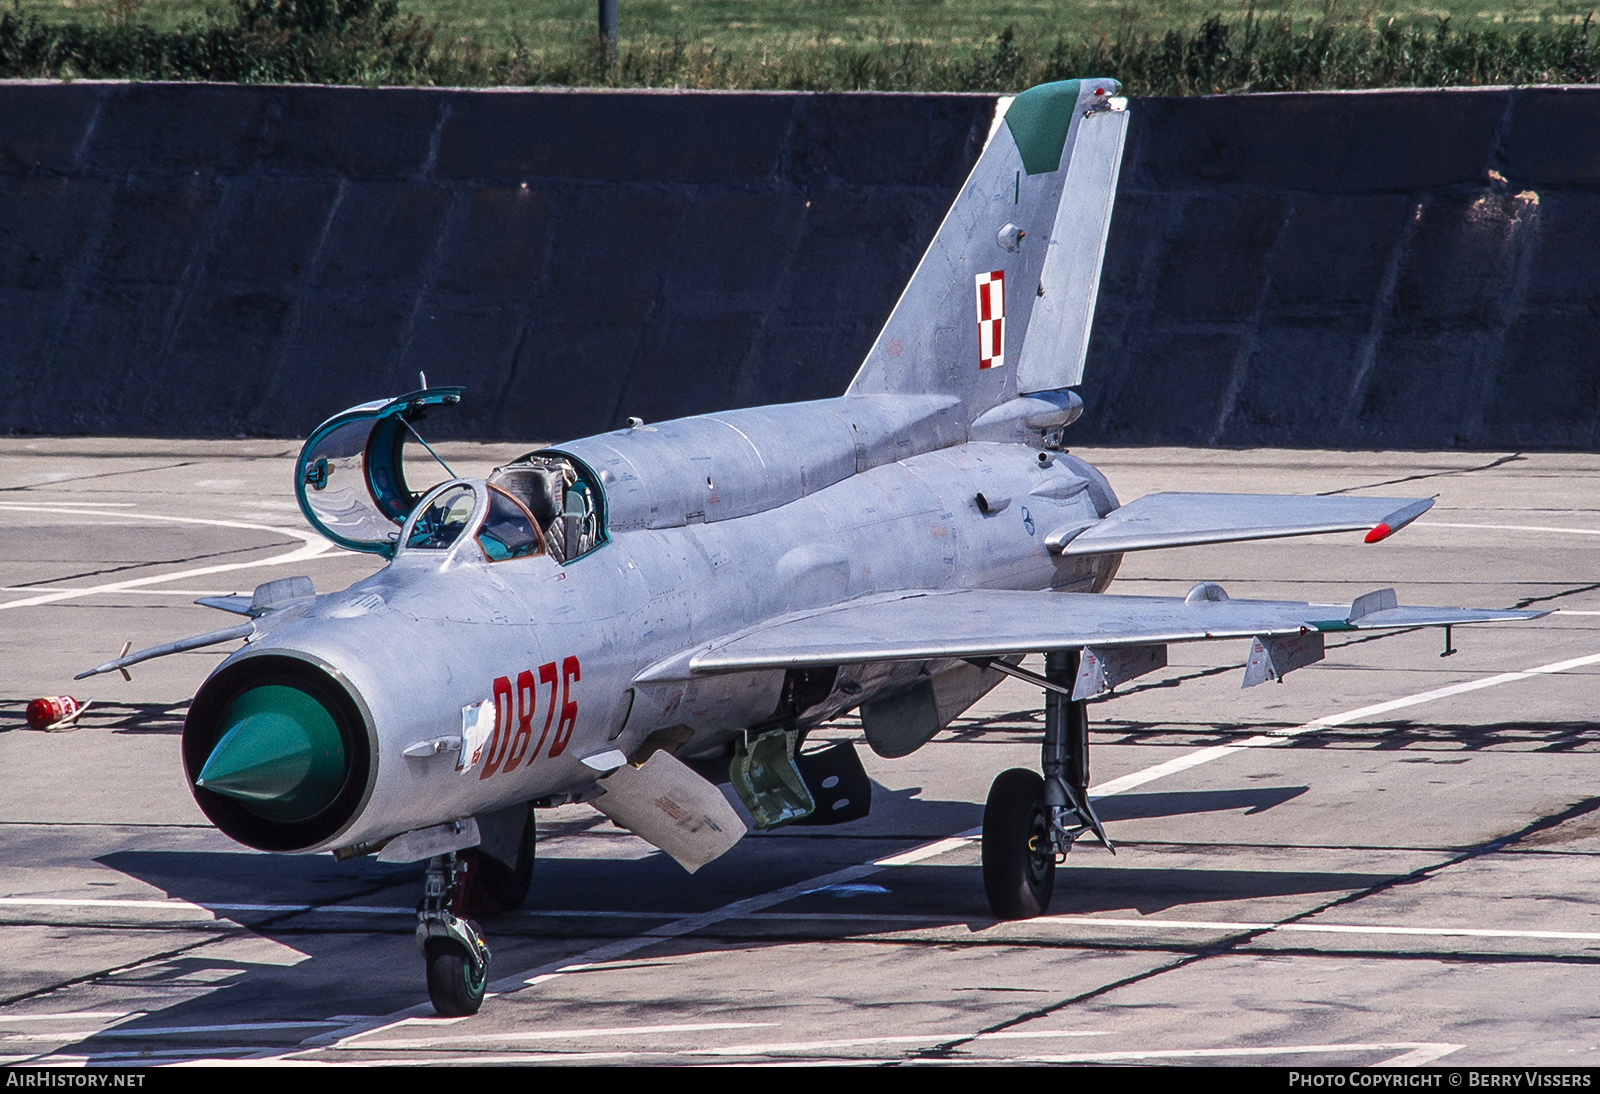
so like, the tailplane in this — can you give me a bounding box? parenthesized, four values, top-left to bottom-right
(846, 79, 1128, 427)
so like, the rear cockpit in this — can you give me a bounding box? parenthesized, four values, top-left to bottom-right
(487, 454, 605, 563)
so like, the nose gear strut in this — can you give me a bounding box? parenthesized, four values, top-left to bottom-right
(418, 852, 491, 1016)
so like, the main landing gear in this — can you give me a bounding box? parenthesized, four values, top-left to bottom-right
(982, 649, 1114, 920)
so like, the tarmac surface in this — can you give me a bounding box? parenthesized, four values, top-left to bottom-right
(0, 438, 1596, 1067)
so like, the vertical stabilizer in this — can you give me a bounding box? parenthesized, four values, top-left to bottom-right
(846, 79, 1128, 420)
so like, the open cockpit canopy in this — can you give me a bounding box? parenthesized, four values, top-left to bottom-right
(295, 387, 463, 557)
(295, 389, 610, 563)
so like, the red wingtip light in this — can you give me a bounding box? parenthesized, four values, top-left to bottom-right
(1364, 523, 1393, 544)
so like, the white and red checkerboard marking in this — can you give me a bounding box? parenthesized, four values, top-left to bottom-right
(975, 269, 1005, 369)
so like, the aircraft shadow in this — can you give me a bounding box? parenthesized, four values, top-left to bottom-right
(1093, 785, 1308, 821)
(97, 847, 420, 904)
(76, 781, 1345, 1047)
(93, 782, 1313, 920)
(1040, 863, 1398, 916)
(746, 782, 1307, 840)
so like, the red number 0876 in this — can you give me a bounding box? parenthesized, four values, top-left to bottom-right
(478, 656, 580, 780)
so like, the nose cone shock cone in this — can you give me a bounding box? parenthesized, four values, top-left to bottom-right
(195, 684, 347, 823)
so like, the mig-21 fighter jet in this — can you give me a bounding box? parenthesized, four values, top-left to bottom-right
(80, 78, 1544, 1015)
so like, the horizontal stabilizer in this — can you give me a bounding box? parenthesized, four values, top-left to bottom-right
(655, 588, 1545, 677)
(1058, 493, 1436, 555)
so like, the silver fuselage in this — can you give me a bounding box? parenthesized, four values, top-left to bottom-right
(230, 433, 1121, 852)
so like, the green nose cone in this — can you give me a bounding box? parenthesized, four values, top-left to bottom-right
(196, 684, 347, 822)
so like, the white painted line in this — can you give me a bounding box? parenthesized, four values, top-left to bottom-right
(10, 1047, 262, 1065)
(1380, 1043, 1468, 1066)
(1012, 1041, 1463, 1065)
(0, 897, 353, 916)
(1275, 921, 1600, 942)
(1555, 610, 1600, 616)
(1419, 520, 1600, 537)
(325, 1033, 1453, 1066)
(291, 647, 1598, 1060)
(0, 897, 261, 912)
(359, 1051, 643, 1064)
(1, 1020, 348, 1041)
(348, 1021, 778, 1049)
(102, 1020, 349, 1037)
(874, 836, 973, 868)
(1, 588, 245, 597)
(1029, 914, 1600, 943)
(0, 896, 659, 920)
(341, 1028, 1110, 1056)
(694, 1029, 1111, 1057)
(0, 1013, 135, 1023)
(1091, 648, 1600, 799)
(0, 505, 341, 611)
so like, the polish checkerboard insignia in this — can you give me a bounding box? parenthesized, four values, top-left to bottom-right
(975, 270, 1005, 369)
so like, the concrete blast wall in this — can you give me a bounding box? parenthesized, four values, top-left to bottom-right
(1085, 86, 1600, 451)
(1, 81, 1597, 447)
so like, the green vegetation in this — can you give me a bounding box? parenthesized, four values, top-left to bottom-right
(1, 0, 1598, 89)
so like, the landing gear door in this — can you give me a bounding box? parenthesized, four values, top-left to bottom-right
(295, 387, 464, 557)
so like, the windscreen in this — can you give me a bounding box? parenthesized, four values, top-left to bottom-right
(406, 485, 478, 551)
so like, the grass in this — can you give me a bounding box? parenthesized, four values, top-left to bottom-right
(14, 0, 1600, 53)
(1, 0, 1598, 89)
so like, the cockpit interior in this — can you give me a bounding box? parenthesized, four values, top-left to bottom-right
(486, 454, 603, 563)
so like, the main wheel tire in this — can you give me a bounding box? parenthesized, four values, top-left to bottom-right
(458, 808, 536, 916)
(982, 768, 1056, 919)
(425, 937, 487, 1017)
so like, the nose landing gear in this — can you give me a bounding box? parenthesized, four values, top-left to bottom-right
(981, 649, 1112, 920)
(418, 852, 491, 1016)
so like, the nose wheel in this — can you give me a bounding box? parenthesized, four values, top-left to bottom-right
(418, 853, 490, 1016)
(425, 935, 488, 1016)
(981, 768, 1056, 918)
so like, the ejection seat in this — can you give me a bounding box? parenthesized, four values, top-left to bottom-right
(486, 456, 601, 563)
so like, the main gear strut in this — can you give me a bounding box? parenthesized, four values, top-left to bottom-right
(1041, 649, 1114, 856)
